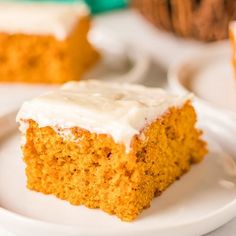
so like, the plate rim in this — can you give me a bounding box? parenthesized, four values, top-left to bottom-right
(167, 41, 236, 121)
(1, 188, 236, 232)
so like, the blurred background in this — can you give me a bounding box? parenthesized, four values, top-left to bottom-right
(0, 1, 236, 235)
(0, 0, 235, 113)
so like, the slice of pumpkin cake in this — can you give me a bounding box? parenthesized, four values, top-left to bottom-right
(16, 80, 207, 221)
(0, 3, 99, 83)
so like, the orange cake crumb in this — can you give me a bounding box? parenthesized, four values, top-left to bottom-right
(230, 23, 236, 78)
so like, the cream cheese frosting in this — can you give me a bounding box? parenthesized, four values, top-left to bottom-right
(16, 80, 191, 150)
(0, 2, 89, 40)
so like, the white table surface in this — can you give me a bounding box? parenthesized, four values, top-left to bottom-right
(0, 9, 235, 236)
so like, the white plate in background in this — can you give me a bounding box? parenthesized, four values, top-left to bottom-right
(168, 42, 236, 151)
(85, 27, 150, 83)
(168, 41, 236, 113)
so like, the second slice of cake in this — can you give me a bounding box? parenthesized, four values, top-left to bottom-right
(0, 3, 99, 83)
(17, 80, 207, 221)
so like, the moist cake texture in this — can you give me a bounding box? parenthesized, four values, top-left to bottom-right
(0, 3, 99, 83)
(17, 80, 207, 221)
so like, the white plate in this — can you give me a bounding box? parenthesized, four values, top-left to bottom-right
(168, 42, 236, 132)
(85, 27, 150, 83)
(0, 114, 236, 236)
(168, 41, 236, 112)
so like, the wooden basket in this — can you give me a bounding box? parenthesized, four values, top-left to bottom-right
(132, 0, 236, 41)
